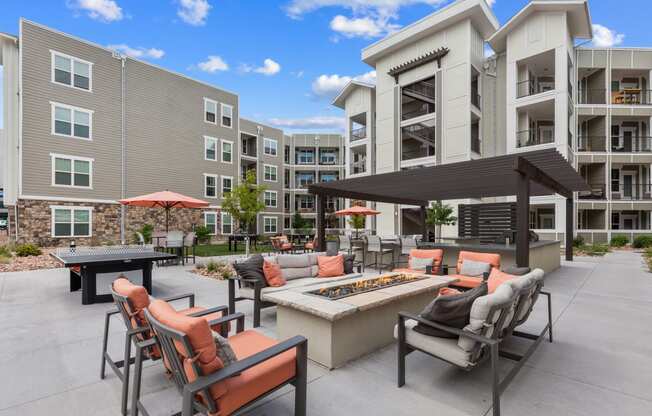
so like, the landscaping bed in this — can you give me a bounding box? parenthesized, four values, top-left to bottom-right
(0, 245, 62, 272)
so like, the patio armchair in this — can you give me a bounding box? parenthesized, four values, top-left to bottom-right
(304, 236, 317, 252)
(443, 251, 501, 290)
(271, 236, 294, 254)
(136, 299, 307, 416)
(102, 277, 229, 416)
(165, 230, 185, 264)
(393, 248, 443, 275)
(396, 268, 552, 416)
(183, 231, 197, 264)
(397, 237, 418, 266)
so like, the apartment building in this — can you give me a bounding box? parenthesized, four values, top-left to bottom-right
(0, 20, 343, 245)
(334, 0, 652, 243)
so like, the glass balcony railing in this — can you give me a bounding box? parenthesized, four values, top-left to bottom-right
(577, 136, 607, 152)
(351, 126, 367, 141)
(516, 130, 554, 148)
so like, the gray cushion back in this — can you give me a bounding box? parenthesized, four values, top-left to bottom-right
(276, 253, 322, 280)
(282, 267, 314, 281)
(365, 235, 382, 252)
(458, 284, 516, 356)
(513, 268, 544, 325)
(400, 237, 417, 255)
(338, 235, 351, 250)
(277, 254, 310, 268)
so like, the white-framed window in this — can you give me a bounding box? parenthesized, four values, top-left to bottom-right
(222, 176, 233, 195)
(299, 195, 315, 210)
(204, 212, 218, 235)
(263, 216, 278, 234)
(264, 138, 278, 156)
(221, 140, 233, 163)
(221, 212, 233, 234)
(51, 50, 92, 91)
(263, 164, 278, 182)
(51, 154, 93, 188)
(264, 190, 277, 208)
(51, 102, 92, 140)
(204, 98, 218, 124)
(297, 148, 315, 164)
(204, 174, 218, 198)
(204, 136, 217, 161)
(51, 206, 92, 237)
(221, 103, 233, 128)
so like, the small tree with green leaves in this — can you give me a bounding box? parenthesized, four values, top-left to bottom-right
(221, 170, 266, 234)
(426, 201, 457, 242)
(292, 212, 306, 231)
(348, 214, 366, 238)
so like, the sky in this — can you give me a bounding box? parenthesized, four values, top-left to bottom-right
(0, 0, 648, 132)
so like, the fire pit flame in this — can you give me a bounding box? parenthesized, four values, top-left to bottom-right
(308, 273, 426, 300)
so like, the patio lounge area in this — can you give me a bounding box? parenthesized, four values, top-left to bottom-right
(1, 251, 651, 416)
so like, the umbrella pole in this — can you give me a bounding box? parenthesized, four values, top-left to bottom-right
(166, 208, 169, 233)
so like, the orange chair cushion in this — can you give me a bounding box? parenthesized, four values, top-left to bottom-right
(448, 274, 484, 289)
(456, 251, 501, 273)
(281, 243, 293, 250)
(487, 269, 516, 293)
(317, 255, 344, 277)
(305, 242, 314, 250)
(407, 249, 443, 272)
(263, 261, 286, 287)
(113, 277, 151, 327)
(147, 299, 228, 401)
(216, 330, 296, 416)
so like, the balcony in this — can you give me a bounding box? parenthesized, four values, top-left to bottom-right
(471, 91, 481, 110)
(241, 133, 257, 158)
(578, 209, 606, 230)
(516, 129, 554, 148)
(471, 118, 480, 154)
(318, 148, 339, 165)
(401, 122, 435, 161)
(295, 173, 315, 189)
(577, 89, 606, 105)
(350, 159, 366, 175)
(295, 148, 316, 165)
(516, 50, 555, 99)
(611, 210, 652, 230)
(612, 90, 652, 105)
(577, 136, 607, 152)
(517, 78, 555, 98)
(612, 183, 652, 201)
(611, 136, 652, 153)
(351, 126, 367, 141)
(578, 183, 606, 200)
(402, 76, 435, 121)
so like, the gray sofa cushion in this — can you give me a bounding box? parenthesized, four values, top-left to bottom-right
(394, 320, 472, 368)
(409, 256, 434, 270)
(277, 254, 310, 268)
(458, 284, 515, 352)
(414, 283, 488, 338)
(282, 267, 313, 281)
(343, 254, 355, 274)
(460, 259, 491, 277)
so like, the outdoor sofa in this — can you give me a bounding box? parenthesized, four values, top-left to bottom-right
(229, 252, 362, 327)
(395, 268, 552, 416)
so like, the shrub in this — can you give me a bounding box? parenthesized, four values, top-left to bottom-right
(609, 235, 628, 247)
(0, 256, 10, 264)
(633, 235, 652, 249)
(194, 225, 211, 244)
(584, 243, 609, 256)
(202, 260, 234, 280)
(572, 236, 585, 248)
(15, 243, 42, 257)
(0, 245, 11, 257)
(134, 224, 153, 244)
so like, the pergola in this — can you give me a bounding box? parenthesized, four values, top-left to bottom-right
(309, 149, 590, 268)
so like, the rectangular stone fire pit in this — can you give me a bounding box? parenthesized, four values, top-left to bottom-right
(262, 273, 458, 369)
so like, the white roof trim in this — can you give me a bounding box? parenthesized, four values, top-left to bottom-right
(332, 80, 376, 109)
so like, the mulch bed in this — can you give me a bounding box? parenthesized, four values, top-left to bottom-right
(0, 249, 62, 273)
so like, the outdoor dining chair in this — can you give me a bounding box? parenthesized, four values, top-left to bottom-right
(398, 236, 418, 266)
(183, 231, 197, 264)
(165, 230, 184, 264)
(135, 299, 308, 416)
(365, 235, 394, 273)
(102, 277, 230, 416)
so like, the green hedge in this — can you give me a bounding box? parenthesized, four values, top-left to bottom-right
(609, 235, 628, 247)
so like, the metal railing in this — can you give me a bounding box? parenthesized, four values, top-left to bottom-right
(350, 161, 366, 174)
(578, 183, 606, 200)
(611, 183, 652, 200)
(577, 136, 607, 152)
(471, 134, 481, 154)
(401, 147, 435, 161)
(516, 130, 554, 148)
(611, 136, 652, 153)
(516, 79, 555, 98)
(351, 126, 367, 141)
(403, 82, 435, 99)
(612, 90, 652, 105)
(577, 89, 606, 104)
(401, 104, 434, 121)
(471, 92, 481, 109)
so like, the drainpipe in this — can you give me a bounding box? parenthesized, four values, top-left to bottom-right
(120, 57, 126, 244)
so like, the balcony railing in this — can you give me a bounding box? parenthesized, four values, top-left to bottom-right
(351, 126, 367, 141)
(611, 136, 652, 153)
(402, 147, 435, 161)
(577, 136, 607, 152)
(612, 90, 652, 105)
(471, 134, 481, 154)
(471, 92, 481, 109)
(577, 89, 606, 104)
(402, 104, 434, 121)
(350, 160, 366, 174)
(516, 130, 554, 148)
(516, 79, 555, 98)
(612, 183, 652, 200)
(403, 82, 435, 100)
(578, 183, 606, 200)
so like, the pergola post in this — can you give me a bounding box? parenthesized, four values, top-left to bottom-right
(420, 205, 428, 242)
(566, 197, 574, 261)
(516, 172, 530, 268)
(316, 194, 326, 252)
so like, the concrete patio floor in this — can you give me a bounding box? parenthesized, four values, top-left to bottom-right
(0, 251, 651, 415)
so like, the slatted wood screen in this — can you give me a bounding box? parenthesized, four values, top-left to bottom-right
(458, 203, 517, 241)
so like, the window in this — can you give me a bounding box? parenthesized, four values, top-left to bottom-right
(320, 172, 338, 183)
(51, 51, 91, 91)
(204, 136, 217, 161)
(264, 190, 277, 208)
(205, 174, 218, 198)
(299, 195, 314, 210)
(264, 165, 278, 182)
(204, 212, 217, 235)
(284, 216, 291, 229)
(284, 193, 290, 210)
(284, 146, 291, 164)
(52, 103, 92, 139)
(204, 98, 218, 124)
(297, 148, 315, 164)
(222, 212, 233, 234)
(264, 138, 278, 156)
(51, 206, 91, 237)
(222, 176, 233, 195)
(221, 140, 233, 163)
(52, 154, 92, 188)
(320, 149, 337, 164)
(221, 104, 233, 128)
(296, 172, 315, 188)
(264, 217, 278, 234)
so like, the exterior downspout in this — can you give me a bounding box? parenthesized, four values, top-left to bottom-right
(120, 57, 126, 243)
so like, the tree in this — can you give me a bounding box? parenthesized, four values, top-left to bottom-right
(348, 214, 366, 238)
(221, 170, 266, 234)
(426, 201, 457, 242)
(292, 212, 306, 231)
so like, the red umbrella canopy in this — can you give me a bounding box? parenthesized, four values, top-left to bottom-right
(118, 191, 209, 209)
(335, 205, 381, 216)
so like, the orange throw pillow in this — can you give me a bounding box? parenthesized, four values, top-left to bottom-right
(317, 255, 344, 277)
(487, 269, 515, 293)
(263, 261, 286, 287)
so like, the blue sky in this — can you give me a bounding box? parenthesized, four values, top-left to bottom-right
(0, 0, 649, 132)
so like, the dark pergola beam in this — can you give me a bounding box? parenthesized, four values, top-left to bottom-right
(316, 194, 326, 252)
(308, 186, 426, 207)
(513, 156, 572, 199)
(515, 172, 530, 268)
(566, 197, 574, 261)
(420, 205, 428, 242)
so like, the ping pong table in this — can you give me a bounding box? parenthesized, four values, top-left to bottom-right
(51, 246, 176, 305)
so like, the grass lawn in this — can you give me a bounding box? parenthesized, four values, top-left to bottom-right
(195, 243, 268, 257)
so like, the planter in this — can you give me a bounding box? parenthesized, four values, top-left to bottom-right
(326, 240, 339, 256)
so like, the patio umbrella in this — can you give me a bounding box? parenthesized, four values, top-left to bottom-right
(335, 205, 380, 238)
(119, 190, 209, 232)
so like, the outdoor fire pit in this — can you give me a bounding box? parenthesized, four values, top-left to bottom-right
(307, 273, 426, 300)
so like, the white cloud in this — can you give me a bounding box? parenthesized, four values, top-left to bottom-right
(268, 116, 346, 131)
(330, 15, 399, 38)
(312, 70, 376, 98)
(177, 0, 211, 26)
(197, 55, 229, 73)
(69, 0, 123, 22)
(592, 24, 624, 47)
(108, 44, 165, 59)
(255, 59, 282, 76)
